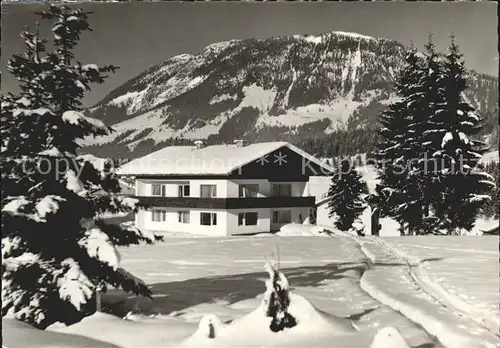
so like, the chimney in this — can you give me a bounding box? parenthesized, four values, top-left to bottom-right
(234, 139, 246, 148)
(194, 140, 204, 149)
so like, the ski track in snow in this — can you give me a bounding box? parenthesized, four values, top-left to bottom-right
(352, 235, 500, 348)
(379, 239, 500, 337)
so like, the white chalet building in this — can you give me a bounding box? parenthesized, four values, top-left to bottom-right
(118, 140, 334, 236)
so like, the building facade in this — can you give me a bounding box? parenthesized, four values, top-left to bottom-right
(119, 141, 333, 236)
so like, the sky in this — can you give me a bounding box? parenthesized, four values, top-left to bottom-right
(2, 2, 498, 107)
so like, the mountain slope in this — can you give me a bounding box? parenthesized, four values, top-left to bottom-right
(82, 31, 498, 160)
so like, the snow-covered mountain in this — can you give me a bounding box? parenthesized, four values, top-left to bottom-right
(83, 31, 498, 159)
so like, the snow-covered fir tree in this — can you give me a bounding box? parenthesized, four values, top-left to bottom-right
(1, 5, 161, 328)
(373, 44, 429, 235)
(424, 37, 495, 233)
(407, 35, 449, 230)
(376, 35, 495, 235)
(327, 160, 368, 231)
(403, 37, 437, 231)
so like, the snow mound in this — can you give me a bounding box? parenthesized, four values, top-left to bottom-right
(370, 326, 410, 348)
(179, 263, 356, 347)
(3, 317, 120, 348)
(48, 311, 195, 348)
(179, 293, 356, 347)
(277, 223, 336, 237)
(191, 314, 227, 339)
(287, 293, 357, 334)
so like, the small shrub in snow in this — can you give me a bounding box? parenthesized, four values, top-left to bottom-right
(262, 262, 297, 332)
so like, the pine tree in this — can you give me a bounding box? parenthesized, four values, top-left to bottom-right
(373, 44, 429, 234)
(1, 5, 161, 329)
(409, 35, 448, 225)
(425, 37, 495, 233)
(373, 101, 410, 223)
(327, 160, 368, 230)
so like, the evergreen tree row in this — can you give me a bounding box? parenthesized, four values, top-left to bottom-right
(373, 35, 495, 235)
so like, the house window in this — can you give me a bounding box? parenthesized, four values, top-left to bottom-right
(272, 184, 292, 197)
(239, 184, 259, 198)
(200, 212, 217, 226)
(151, 209, 166, 222)
(238, 212, 258, 226)
(200, 185, 217, 198)
(272, 210, 292, 224)
(178, 184, 190, 197)
(151, 184, 166, 196)
(178, 211, 190, 224)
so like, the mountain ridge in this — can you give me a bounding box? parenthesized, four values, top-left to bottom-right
(82, 30, 498, 160)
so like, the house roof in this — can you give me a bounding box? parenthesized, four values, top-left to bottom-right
(117, 141, 334, 176)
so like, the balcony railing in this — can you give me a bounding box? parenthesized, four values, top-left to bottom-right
(134, 196, 315, 209)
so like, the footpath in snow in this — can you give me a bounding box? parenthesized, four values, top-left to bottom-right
(355, 236, 500, 348)
(387, 236, 499, 335)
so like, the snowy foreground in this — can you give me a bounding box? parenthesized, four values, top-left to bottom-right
(3, 229, 499, 348)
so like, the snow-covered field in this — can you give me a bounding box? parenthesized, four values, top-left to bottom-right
(4, 230, 499, 348)
(3, 151, 498, 348)
(384, 237, 499, 334)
